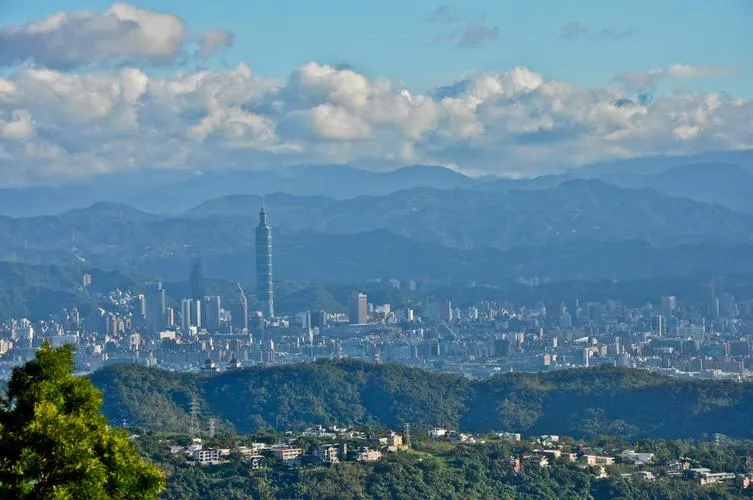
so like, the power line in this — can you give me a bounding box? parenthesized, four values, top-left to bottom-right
(190, 399, 201, 438)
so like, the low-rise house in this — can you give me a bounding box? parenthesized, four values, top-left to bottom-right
(581, 455, 615, 466)
(450, 432, 476, 444)
(524, 454, 549, 468)
(739, 474, 752, 489)
(187, 438, 203, 453)
(428, 428, 448, 439)
(273, 446, 303, 462)
(303, 425, 337, 439)
(620, 450, 655, 465)
(193, 448, 222, 465)
(315, 444, 340, 464)
(498, 432, 521, 442)
(381, 431, 406, 451)
(356, 449, 382, 462)
(339, 429, 367, 440)
(166, 445, 183, 455)
(690, 469, 736, 486)
(234, 447, 264, 469)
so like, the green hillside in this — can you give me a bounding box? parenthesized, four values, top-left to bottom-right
(91, 361, 753, 440)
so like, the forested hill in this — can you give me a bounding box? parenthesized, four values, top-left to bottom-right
(91, 360, 753, 440)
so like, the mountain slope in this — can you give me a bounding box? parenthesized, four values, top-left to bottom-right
(573, 149, 753, 177)
(91, 360, 753, 439)
(2, 182, 753, 285)
(183, 180, 753, 249)
(0, 164, 475, 217)
(604, 163, 753, 213)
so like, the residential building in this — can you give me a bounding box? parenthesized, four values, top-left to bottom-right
(356, 449, 382, 462)
(193, 448, 221, 465)
(274, 446, 302, 462)
(348, 293, 368, 324)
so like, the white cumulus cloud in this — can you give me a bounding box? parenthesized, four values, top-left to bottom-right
(0, 58, 750, 186)
(0, 3, 233, 69)
(0, 5, 750, 186)
(0, 59, 750, 186)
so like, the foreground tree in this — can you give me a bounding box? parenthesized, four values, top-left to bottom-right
(0, 343, 165, 499)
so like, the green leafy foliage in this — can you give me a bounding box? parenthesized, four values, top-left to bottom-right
(133, 437, 752, 499)
(91, 361, 753, 440)
(0, 343, 165, 499)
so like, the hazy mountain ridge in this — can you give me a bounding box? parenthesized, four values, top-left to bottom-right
(0, 164, 475, 217)
(1, 149, 751, 217)
(603, 163, 753, 213)
(572, 149, 753, 178)
(2, 182, 753, 285)
(184, 180, 753, 250)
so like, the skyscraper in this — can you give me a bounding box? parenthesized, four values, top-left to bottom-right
(652, 314, 666, 337)
(202, 296, 222, 332)
(437, 300, 453, 323)
(348, 292, 368, 324)
(190, 257, 204, 300)
(255, 203, 274, 318)
(661, 296, 677, 317)
(145, 281, 165, 333)
(233, 283, 249, 333)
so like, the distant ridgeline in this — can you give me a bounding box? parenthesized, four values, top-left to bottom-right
(91, 361, 753, 440)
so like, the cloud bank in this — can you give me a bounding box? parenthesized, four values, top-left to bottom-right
(0, 4, 750, 187)
(0, 3, 230, 69)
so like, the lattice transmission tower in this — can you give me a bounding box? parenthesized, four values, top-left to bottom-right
(190, 399, 201, 438)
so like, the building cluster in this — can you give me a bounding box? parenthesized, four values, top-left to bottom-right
(1, 207, 753, 383)
(155, 424, 753, 491)
(490, 432, 751, 489)
(163, 424, 409, 468)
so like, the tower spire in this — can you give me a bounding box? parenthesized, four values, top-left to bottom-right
(255, 198, 274, 318)
(259, 197, 267, 226)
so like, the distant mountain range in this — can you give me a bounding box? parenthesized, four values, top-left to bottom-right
(0, 164, 475, 217)
(185, 180, 753, 249)
(0, 149, 751, 217)
(1, 180, 753, 285)
(603, 163, 753, 214)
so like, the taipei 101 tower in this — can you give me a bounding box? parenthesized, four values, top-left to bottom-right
(255, 202, 274, 318)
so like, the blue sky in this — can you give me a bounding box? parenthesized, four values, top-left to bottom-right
(4, 0, 752, 95)
(0, 1, 751, 184)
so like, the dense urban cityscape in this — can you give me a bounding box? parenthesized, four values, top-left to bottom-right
(2, 204, 751, 383)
